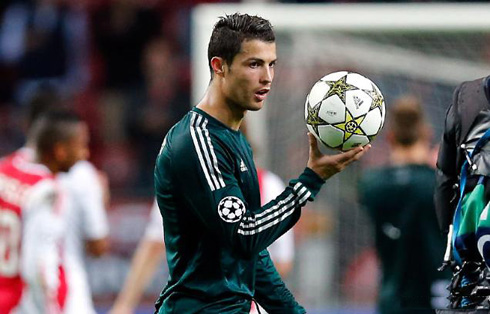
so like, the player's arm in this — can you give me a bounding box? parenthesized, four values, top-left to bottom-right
(85, 238, 109, 257)
(109, 201, 165, 314)
(160, 138, 315, 258)
(434, 91, 461, 234)
(73, 161, 110, 257)
(109, 239, 164, 314)
(21, 180, 64, 313)
(159, 131, 367, 258)
(254, 249, 305, 314)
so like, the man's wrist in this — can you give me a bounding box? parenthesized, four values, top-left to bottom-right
(294, 168, 326, 200)
(305, 167, 326, 183)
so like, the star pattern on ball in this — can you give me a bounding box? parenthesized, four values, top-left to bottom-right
(364, 84, 384, 111)
(306, 99, 328, 135)
(332, 108, 367, 141)
(323, 75, 358, 105)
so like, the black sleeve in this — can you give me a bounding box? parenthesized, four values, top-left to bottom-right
(434, 85, 462, 233)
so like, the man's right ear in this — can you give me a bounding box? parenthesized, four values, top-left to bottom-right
(211, 57, 225, 76)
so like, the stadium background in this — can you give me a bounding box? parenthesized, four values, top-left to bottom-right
(1, 0, 490, 313)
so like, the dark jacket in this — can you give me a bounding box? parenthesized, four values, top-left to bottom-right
(435, 76, 490, 233)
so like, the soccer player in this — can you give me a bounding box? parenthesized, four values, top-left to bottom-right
(58, 158, 110, 314)
(358, 96, 450, 314)
(154, 13, 369, 313)
(22, 91, 110, 314)
(0, 111, 89, 313)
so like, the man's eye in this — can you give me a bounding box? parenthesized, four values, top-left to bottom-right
(250, 62, 259, 68)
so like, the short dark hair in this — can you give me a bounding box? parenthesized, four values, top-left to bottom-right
(389, 95, 429, 147)
(25, 86, 63, 129)
(28, 110, 83, 156)
(207, 13, 275, 77)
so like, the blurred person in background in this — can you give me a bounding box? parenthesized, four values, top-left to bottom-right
(32, 92, 110, 314)
(0, 0, 90, 105)
(358, 96, 450, 314)
(434, 76, 490, 243)
(57, 130, 110, 313)
(0, 111, 88, 313)
(9, 90, 110, 314)
(153, 13, 369, 313)
(434, 76, 490, 311)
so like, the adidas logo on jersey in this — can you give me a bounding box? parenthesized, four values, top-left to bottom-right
(240, 160, 248, 172)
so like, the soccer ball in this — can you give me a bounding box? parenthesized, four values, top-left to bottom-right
(305, 71, 386, 151)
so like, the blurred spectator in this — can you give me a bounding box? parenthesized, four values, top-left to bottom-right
(358, 96, 450, 314)
(434, 75, 490, 310)
(17, 90, 111, 314)
(0, 111, 89, 313)
(0, 85, 64, 157)
(59, 159, 110, 314)
(0, 0, 90, 105)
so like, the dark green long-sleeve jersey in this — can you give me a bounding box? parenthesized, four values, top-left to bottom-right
(154, 108, 325, 313)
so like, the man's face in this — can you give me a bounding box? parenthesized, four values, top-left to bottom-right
(57, 123, 90, 172)
(222, 39, 277, 112)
